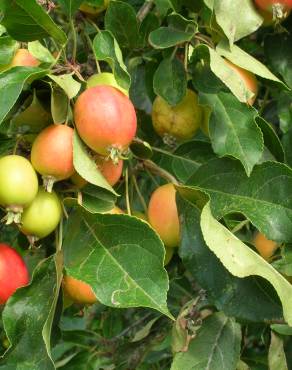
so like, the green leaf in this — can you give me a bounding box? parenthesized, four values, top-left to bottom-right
(51, 87, 70, 124)
(105, 1, 140, 48)
(278, 91, 292, 134)
(48, 74, 81, 99)
(271, 324, 292, 336)
(200, 203, 292, 326)
(187, 158, 292, 243)
(131, 317, 160, 342)
(0, 66, 48, 125)
(177, 192, 283, 322)
(171, 312, 241, 370)
(28, 41, 55, 64)
(217, 41, 286, 88)
(0, 36, 18, 66)
(149, 13, 197, 49)
(57, 0, 84, 18)
(80, 184, 117, 213)
(73, 131, 118, 195)
(0, 254, 62, 370)
(1, 0, 67, 44)
(153, 58, 187, 106)
(268, 332, 288, 370)
(199, 92, 263, 176)
(63, 210, 172, 318)
(265, 33, 292, 88)
(93, 30, 131, 91)
(282, 129, 292, 168)
(139, 12, 160, 47)
(203, 0, 262, 45)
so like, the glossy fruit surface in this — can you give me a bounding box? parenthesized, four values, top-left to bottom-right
(87, 72, 128, 96)
(0, 49, 40, 72)
(152, 89, 202, 141)
(62, 275, 98, 305)
(20, 189, 62, 239)
(255, 0, 292, 12)
(0, 243, 29, 304)
(79, 0, 109, 16)
(74, 86, 137, 157)
(0, 155, 38, 208)
(97, 157, 123, 186)
(224, 59, 258, 105)
(254, 232, 279, 260)
(31, 125, 74, 188)
(148, 184, 180, 248)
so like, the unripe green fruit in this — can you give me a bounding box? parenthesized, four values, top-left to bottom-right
(152, 89, 202, 141)
(79, 0, 110, 16)
(20, 189, 62, 240)
(87, 72, 128, 96)
(0, 155, 38, 223)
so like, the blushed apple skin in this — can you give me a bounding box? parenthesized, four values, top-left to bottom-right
(62, 275, 98, 305)
(87, 72, 128, 96)
(0, 243, 29, 304)
(148, 184, 180, 248)
(0, 49, 40, 72)
(31, 125, 74, 181)
(152, 89, 202, 141)
(0, 155, 38, 209)
(96, 157, 123, 186)
(74, 86, 137, 156)
(224, 59, 258, 105)
(254, 232, 279, 260)
(20, 189, 62, 239)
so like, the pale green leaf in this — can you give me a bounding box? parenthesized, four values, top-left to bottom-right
(268, 332, 288, 370)
(48, 74, 81, 99)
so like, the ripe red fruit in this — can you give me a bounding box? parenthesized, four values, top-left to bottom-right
(255, 0, 292, 12)
(62, 275, 98, 305)
(96, 157, 123, 186)
(148, 184, 180, 248)
(74, 86, 137, 160)
(0, 243, 29, 304)
(31, 125, 74, 191)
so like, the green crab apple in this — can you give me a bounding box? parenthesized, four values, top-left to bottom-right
(20, 189, 62, 242)
(31, 124, 74, 192)
(74, 86, 137, 160)
(151, 89, 203, 141)
(0, 243, 29, 304)
(79, 0, 110, 16)
(148, 184, 180, 248)
(87, 72, 128, 96)
(0, 155, 38, 224)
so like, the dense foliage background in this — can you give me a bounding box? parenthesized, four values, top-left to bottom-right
(0, 0, 292, 369)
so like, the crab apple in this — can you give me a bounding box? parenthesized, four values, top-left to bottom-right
(0, 243, 29, 304)
(0, 49, 40, 72)
(0, 155, 38, 224)
(87, 72, 128, 96)
(79, 0, 109, 16)
(20, 189, 62, 241)
(105, 206, 124, 215)
(148, 184, 180, 248)
(254, 0, 292, 12)
(224, 59, 258, 105)
(96, 157, 123, 186)
(152, 89, 203, 142)
(74, 86, 137, 160)
(62, 275, 98, 305)
(31, 124, 74, 192)
(254, 232, 279, 260)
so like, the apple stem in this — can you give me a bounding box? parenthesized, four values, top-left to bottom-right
(43, 176, 56, 193)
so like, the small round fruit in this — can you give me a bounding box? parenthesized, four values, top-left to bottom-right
(224, 59, 258, 105)
(152, 89, 202, 141)
(62, 275, 98, 305)
(79, 0, 109, 16)
(0, 49, 40, 72)
(87, 72, 128, 96)
(97, 157, 123, 186)
(0, 155, 38, 223)
(31, 125, 74, 191)
(0, 243, 29, 304)
(74, 86, 137, 158)
(20, 189, 62, 240)
(164, 247, 174, 266)
(254, 232, 279, 260)
(254, 0, 292, 12)
(148, 184, 180, 248)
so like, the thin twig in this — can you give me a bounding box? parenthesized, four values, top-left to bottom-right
(137, 0, 154, 22)
(143, 160, 179, 185)
(132, 175, 148, 214)
(125, 168, 132, 215)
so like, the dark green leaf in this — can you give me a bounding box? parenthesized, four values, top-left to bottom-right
(0, 36, 18, 66)
(57, 0, 84, 18)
